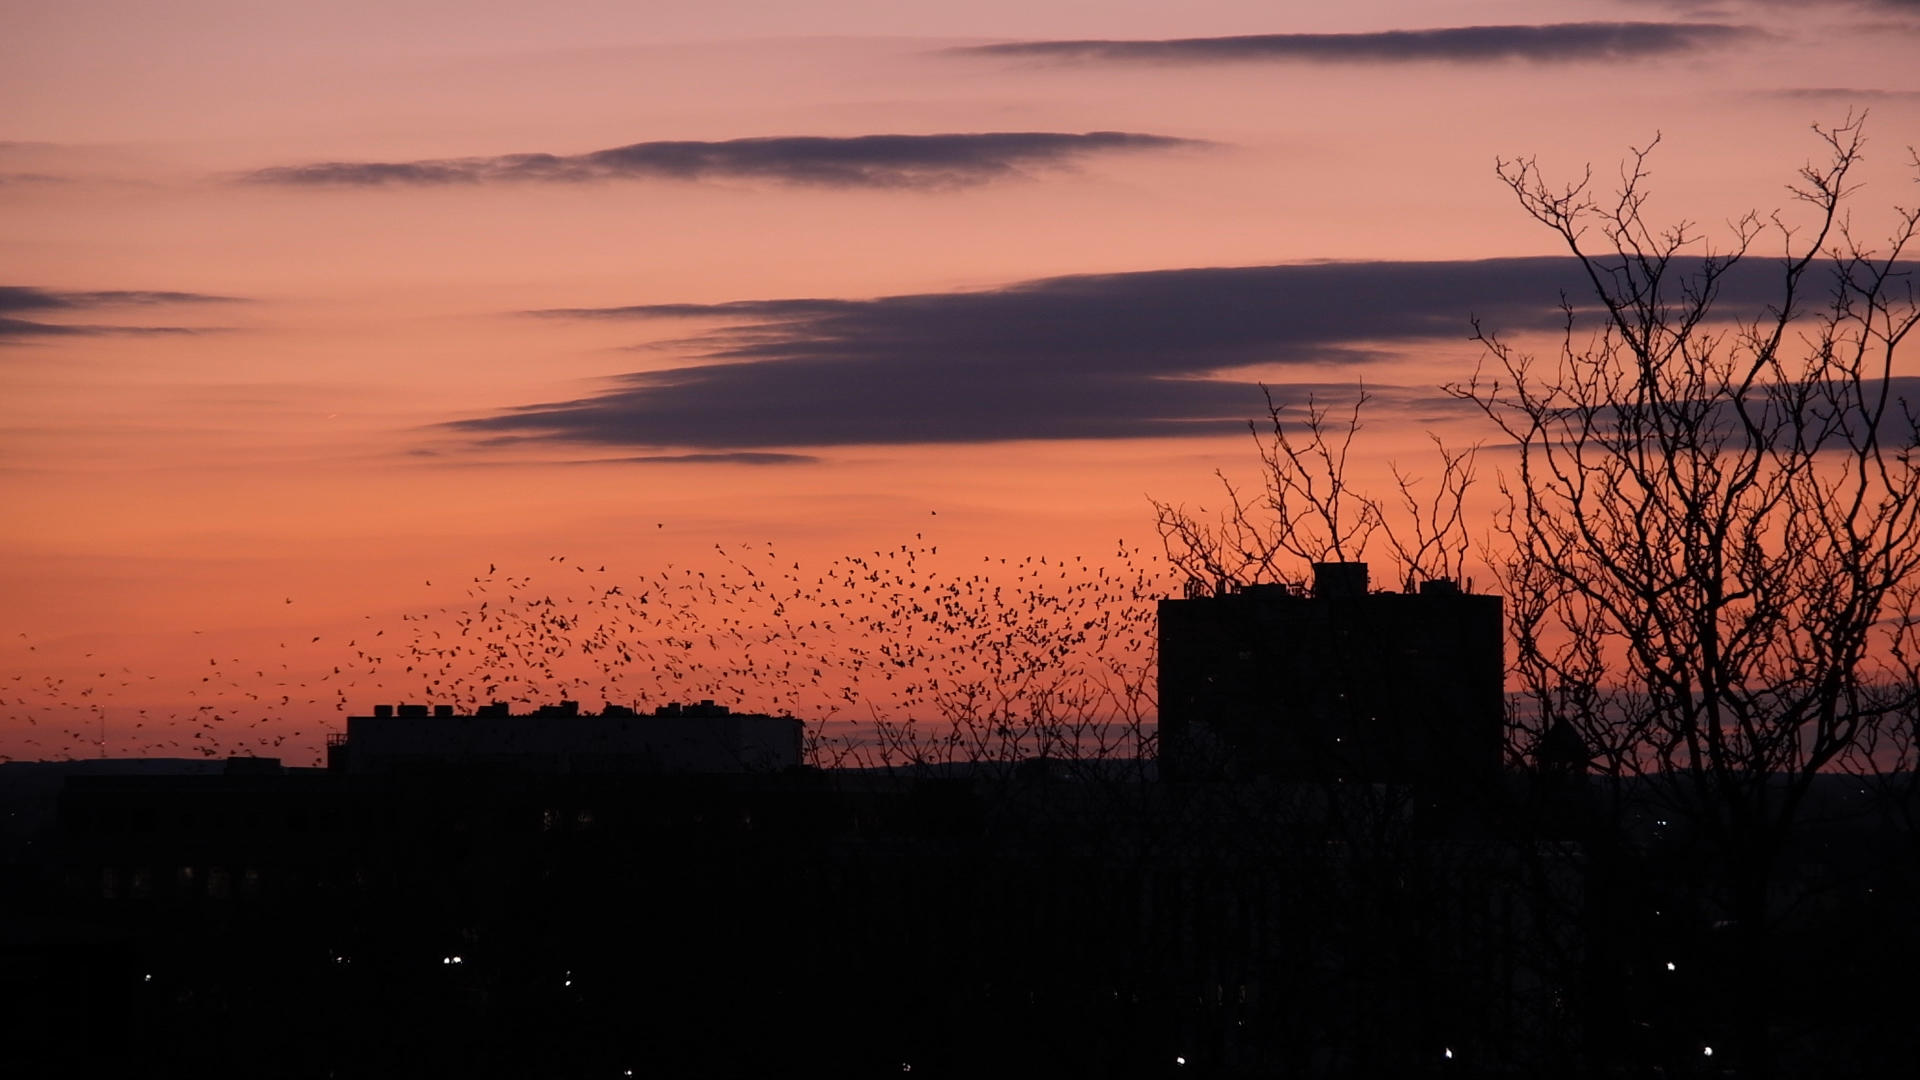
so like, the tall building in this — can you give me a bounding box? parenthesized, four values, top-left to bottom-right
(1157, 562, 1503, 785)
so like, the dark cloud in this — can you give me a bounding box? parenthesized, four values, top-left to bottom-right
(0, 317, 95, 339)
(454, 255, 1892, 452)
(0, 286, 241, 343)
(0, 318, 203, 341)
(948, 22, 1759, 64)
(243, 132, 1202, 190)
(0, 287, 240, 312)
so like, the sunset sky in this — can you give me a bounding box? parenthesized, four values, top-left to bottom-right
(5, 0, 1917, 763)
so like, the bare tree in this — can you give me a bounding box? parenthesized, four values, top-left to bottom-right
(1453, 116, 1920, 1075)
(1152, 384, 1480, 596)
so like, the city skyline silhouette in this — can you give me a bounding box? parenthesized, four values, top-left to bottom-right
(6, 2, 1920, 1076)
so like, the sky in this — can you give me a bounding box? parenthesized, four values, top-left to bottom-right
(4, 0, 1918, 763)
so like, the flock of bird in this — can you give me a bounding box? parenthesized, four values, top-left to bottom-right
(5, 534, 1173, 767)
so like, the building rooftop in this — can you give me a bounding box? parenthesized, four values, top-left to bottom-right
(330, 700, 803, 775)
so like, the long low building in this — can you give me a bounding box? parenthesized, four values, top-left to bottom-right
(328, 699, 803, 774)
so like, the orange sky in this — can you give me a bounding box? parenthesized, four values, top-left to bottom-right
(4, 1, 1918, 763)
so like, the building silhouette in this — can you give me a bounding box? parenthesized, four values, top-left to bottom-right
(1157, 562, 1503, 787)
(328, 699, 802, 774)
(7, 575, 1918, 1077)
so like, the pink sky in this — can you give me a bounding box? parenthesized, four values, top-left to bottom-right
(4, 0, 1917, 762)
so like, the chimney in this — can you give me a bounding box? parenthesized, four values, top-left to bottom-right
(1312, 562, 1368, 599)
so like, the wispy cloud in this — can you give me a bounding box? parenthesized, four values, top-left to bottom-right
(573, 451, 818, 466)
(1757, 87, 1920, 100)
(458, 256, 1856, 452)
(1625, 0, 1920, 11)
(0, 286, 241, 342)
(243, 132, 1204, 190)
(0, 288, 240, 311)
(948, 22, 1759, 65)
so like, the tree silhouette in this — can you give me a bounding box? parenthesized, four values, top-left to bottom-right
(1453, 115, 1920, 1076)
(1151, 383, 1480, 597)
(1146, 117, 1920, 1075)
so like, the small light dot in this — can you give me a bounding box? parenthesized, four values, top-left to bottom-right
(1704, 1046, 1714, 1057)
(1666, 962, 1676, 971)
(1176, 1057, 1186, 1066)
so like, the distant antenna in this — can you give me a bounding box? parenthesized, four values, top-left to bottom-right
(98, 707, 106, 759)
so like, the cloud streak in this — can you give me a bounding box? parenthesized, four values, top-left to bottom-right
(0, 286, 241, 342)
(560, 451, 819, 466)
(950, 22, 1759, 64)
(455, 256, 1886, 452)
(244, 132, 1203, 190)
(1758, 87, 1920, 101)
